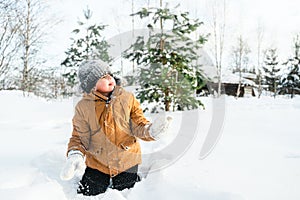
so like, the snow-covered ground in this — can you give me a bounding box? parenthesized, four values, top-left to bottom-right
(0, 90, 299, 200)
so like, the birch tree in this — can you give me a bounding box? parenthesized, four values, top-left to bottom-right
(230, 35, 251, 98)
(0, 0, 21, 88)
(17, 0, 58, 93)
(256, 22, 264, 98)
(211, 0, 227, 97)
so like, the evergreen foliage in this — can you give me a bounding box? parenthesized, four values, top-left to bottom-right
(263, 48, 280, 97)
(124, 6, 208, 112)
(61, 8, 112, 93)
(280, 35, 300, 98)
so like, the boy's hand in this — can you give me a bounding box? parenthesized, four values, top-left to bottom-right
(60, 150, 85, 180)
(149, 114, 173, 140)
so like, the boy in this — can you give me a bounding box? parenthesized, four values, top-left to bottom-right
(60, 60, 171, 196)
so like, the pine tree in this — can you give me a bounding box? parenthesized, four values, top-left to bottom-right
(263, 48, 280, 97)
(280, 34, 300, 98)
(124, 5, 208, 112)
(61, 7, 112, 94)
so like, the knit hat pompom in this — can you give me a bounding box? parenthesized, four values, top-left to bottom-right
(78, 59, 111, 93)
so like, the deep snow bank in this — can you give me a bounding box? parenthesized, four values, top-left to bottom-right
(0, 90, 299, 200)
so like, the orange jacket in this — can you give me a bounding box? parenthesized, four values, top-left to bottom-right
(67, 86, 154, 177)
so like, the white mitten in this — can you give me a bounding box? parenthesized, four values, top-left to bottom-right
(60, 150, 85, 181)
(149, 114, 173, 140)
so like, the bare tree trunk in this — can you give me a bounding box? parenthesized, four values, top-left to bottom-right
(236, 70, 242, 98)
(211, 0, 227, 97)
(131, 0, 135, 73)
(17, 0, 59, 94)
(22, 0, 31, 93)
(236, 36, 243, 98)
(212, 2, 219, 97)
(256, 22, 264, 98)
(274, 81, 277, 98)
(159, 0, 163, 34)
(218, 0, 226, 97)
(159, 0, 170, 111)
(0, 5, 20, 80)
(164, 88, 170, 111)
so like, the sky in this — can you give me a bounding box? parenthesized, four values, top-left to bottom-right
(44, 0, 300, 73)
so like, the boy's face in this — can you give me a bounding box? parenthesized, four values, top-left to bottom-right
(95, 74, 116, 93)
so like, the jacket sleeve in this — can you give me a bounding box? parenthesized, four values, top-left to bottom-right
(67, 103, 91, 156)
(129, 93, 155, 141)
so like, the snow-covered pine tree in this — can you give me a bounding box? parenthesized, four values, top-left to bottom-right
(61, 7, 112, 95)
(124, 5, 208, 112)
(280, 34, 300, 98)
(263, 48, 280, 97)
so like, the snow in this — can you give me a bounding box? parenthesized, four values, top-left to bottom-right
(221, 72, 257, 86)
(0, 90, 300, 200)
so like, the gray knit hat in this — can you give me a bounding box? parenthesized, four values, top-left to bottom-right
(78, 59, 111, 93)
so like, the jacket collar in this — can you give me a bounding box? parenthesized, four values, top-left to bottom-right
(84, 86, 123, 102)
(92, 90, 110, 102)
